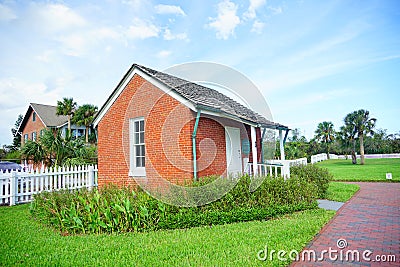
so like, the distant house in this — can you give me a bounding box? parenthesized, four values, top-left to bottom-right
(93, 64, 288, 188)
(18, 103, 87, 145)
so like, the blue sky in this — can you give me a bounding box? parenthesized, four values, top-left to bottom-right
(0, 0, 399, 146)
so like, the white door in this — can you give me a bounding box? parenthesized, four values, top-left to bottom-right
(225, 126, 242, 176)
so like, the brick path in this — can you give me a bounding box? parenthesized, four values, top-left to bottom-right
(292, 182, 400, 266)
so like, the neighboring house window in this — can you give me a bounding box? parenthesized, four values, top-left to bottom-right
(40, 129, 44, 136)
(24, 134, 28, 142)
(32, 132, 37, 141)
(129, 117, 145, 176)
(33, 112, 36, 122)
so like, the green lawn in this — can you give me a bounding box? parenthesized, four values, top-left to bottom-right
(0, 204, 334, 266)
(316, 158, 400, 182)
(324, 182, 359, 202)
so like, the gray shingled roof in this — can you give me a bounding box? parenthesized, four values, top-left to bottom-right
(133, 64, 287, 129)
(18, 103, 69, 133)
(30, 103, 69, 127)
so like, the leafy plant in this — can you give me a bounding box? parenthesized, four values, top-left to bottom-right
(31, 165, 331, 235)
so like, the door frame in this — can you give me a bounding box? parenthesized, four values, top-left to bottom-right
(225, 126, 242, 176)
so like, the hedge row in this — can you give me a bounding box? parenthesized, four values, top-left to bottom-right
(30, 165, 331, 234)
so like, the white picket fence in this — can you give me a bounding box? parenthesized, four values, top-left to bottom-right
(311, 153, 329, 164)
(0, 165, 98, 206)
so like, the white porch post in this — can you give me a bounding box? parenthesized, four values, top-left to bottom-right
(279, 129, 285, 161)
(251, 126, 258, 176)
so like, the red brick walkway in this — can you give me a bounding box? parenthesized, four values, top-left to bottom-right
(292, 182, 400, 266)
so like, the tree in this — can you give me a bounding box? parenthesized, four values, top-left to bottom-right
(21, 140, 47, 165)
(339, 124, 357, 164)
(11, 114, 23, 150)
(21, 128, 96, 167)
(72, 104, 98, 143)
(56, 97, 77, 135)
(344, 109, 376, 165)
(314, 121, 335, 159)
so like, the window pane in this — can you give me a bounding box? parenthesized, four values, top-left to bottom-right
(140, 132, 144, 143)
(135, 145, 141, 156)
(140, 120, 144, 131)
(140, 145, 145, 156)
(135, 133, 139, 144)
(142, 157, 145, 167)
(136, 157, 141, 167)
(135, 121, 139, 132)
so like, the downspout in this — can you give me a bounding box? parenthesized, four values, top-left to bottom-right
(192, 110, 201, 181)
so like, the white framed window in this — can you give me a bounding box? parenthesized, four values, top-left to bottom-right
(32, 132, 37, 141)
(24, 134, 28, 142)
(129, 117, 146, 177)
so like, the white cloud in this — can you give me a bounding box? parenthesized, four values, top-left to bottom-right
(0, 78, 61, 110)
(126, 18, 160, 39)
(0, 3, 17, 21)
(57, 33, 87, 57)
(35, 50, 55, 63)
(33, 3, 86, 33)
(251, 20, 265, 34)
(208, 0, 240, 40)
(122, 0, 143, 7)
(244, 0, 266, 20)
(268, 6, 283, 15)
(54, 27, 122, 56)
(163, 29, 188, 41)
(157, 50, 172, 58)
(155, 4, 186, 16)
(56, 26, 122, 57)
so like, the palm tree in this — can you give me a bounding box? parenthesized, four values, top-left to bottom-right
(21, 140, 46, 165)
(344, 109, 376, 165)
(56, 97, 77, 136)
(314, 121, 335, 159)
(40, 129, 72, 166)
(72, 104, 98, 143)
(22, 129, 90, 167)
(339, 124, 357, 164)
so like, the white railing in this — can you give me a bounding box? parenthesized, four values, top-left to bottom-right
(311, 153, 328, 164)
(0, 165, 98, 206)
(270, 158, 308, 167)
(318, 153, 400, 159)
(245, 161, 290, 179)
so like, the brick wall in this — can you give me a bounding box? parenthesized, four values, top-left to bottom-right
(97, 73, 263, 188)
(21, 108, 46, 146)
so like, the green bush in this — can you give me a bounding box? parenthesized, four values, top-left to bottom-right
(290, 164, 332, 198)
(30, 165, 330, 234)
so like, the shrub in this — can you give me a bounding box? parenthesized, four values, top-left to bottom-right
(290, 164, 332, 198)
(30, 166, 330, 234)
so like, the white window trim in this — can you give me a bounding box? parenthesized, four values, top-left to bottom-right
(129, 117, 146, 177)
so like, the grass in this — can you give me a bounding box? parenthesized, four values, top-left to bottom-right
(317, 158, 400, 182)
(324, 182, 359, 202)
(0, 204, 334, 266)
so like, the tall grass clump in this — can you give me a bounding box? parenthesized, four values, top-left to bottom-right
(30, 165, 331, 234)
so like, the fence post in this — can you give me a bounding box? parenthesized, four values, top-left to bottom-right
(88, 165, 94, 190)
(10, 172, 18, 206)
(282, 161, 290, 180)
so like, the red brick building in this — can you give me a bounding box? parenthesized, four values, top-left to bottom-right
(18, 103, 87, 146)
(93, 64, 288, 188)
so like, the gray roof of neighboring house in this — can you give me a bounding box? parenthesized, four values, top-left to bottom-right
(18, 103, 69, 133)
(30, 103, 69, 127)
(132, 64, 287, 129)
